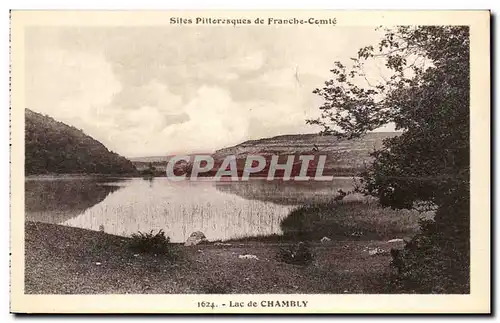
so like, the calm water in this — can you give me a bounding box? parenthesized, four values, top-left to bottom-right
(25, 177, 356, 242)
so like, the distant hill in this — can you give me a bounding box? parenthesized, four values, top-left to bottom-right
(132, 132, 399, 177)
(129, 156, 172, 163)
(130, 153, 210, 173)
(25, 109, 137, 175)
(130, 153, 205, 165)
(212, 132, 400, 177)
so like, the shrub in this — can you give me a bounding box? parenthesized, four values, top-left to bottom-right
(390, 219, 469, 294)
(129, 229, 174, 256)
(277, 242, 314, 266)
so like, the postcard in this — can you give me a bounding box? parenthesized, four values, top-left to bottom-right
(10, 10, 490, 314)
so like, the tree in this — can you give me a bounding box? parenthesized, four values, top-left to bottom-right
(308, 26, 469, 293)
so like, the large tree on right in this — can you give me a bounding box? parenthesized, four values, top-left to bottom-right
(308, 26, 469, 293)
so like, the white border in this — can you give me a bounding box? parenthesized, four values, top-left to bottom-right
(2, 2, 496, 322)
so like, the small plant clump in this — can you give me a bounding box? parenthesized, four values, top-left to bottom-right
(129, 229, 173, 255)
(277, 242, 314, 266)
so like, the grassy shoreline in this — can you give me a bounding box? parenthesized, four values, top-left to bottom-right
(25, 221, 404, 294)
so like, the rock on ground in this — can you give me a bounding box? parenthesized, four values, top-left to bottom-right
(185, 231, 208, 246)
(238, 254, 259, 260)
(320, 236, 332, 243)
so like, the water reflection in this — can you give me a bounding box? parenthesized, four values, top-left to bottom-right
(25, 177, 357, 242)
(60, 179, 294, 242)
(25, 178, 123, 224)
(215, 178, 356, 205)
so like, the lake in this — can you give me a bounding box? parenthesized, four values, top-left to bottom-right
(25, 177, 357, 242)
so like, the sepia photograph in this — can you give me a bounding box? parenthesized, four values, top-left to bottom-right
(9, 10, 490, 313)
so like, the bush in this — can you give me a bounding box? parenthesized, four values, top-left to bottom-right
(277, 242, 314, 266)
(390, 219, 469, 294)
(129, 229, 173, 256)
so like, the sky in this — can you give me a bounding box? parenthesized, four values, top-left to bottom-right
(25, 25, 395, 157)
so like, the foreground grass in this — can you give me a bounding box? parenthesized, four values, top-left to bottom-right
(25, 222, 402, 294)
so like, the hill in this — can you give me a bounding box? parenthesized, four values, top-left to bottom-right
(129, 156, 172, 163)
(215, 133, 398, 162)
(212, 132, 400, 177)
(25, 109, 137, 175)
(131, 153, 206, 173)
(131, 132, 399, 178)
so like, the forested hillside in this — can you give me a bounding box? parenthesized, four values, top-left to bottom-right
(25, 109, 137, 175)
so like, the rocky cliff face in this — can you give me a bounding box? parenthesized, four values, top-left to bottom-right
(213, 132, 399, 175)
(132, 132, 400, 178)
